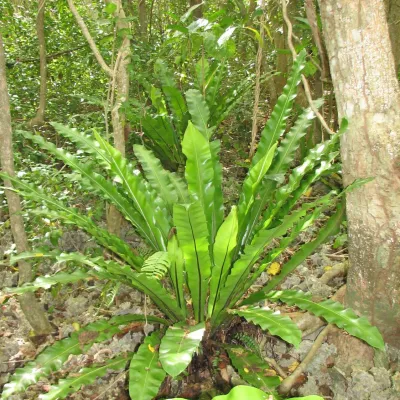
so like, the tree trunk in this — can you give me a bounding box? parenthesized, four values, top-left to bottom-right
(29, 0, 47, 127)
(189, 0, 202, 18)
(384, 0, 400, 72)
(274, 29, 288, 96)
(138, 0, 148, 40)
(0, 33, 52, 335)
(106, 0, 131, 235)
(319, 0, 400, 348)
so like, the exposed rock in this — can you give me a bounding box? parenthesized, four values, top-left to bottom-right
(281, 275, 301, 290)
(58, 230, 95, 252)
(65, 295, 89, 318)
(0, 271, 18, 289)
(327, 328, 375, 376)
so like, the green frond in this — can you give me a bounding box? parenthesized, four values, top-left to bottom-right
(141, 251, 170, 280)
(232, 307, 302, 347)
(174, 202, 211, 322)
(141, 114, 181, 164)
(185, 88, 211, 138)
(0, 315, 166, 399)
(5, 269, 90, 294)
(210, 139, 225, 242)
(266, 290, 385, 350)
(237, 142, 277, 225)
(0, 174, 143, 269)
(94, 132, 171, 250)
(19, 131, 163, 250)
(208, 206, 238, 317)
(226, 345, 280, 390)
(39, 355, 129, 400)
(162, 85, 188, 132)
(252, 49, 307, 166)
(239, 195, 335, 297)
(159, 322, 205, 377)
(168, 235, 186, 315)
(133, 144, 180, 210)
(238, 118, 347, 248)
(129, 331, 166, 400)
(242, 201, 346, 305)
(182, 122, 216, 242)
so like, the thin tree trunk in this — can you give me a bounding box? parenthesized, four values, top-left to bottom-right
(29, 0, 47, 127)
(189, 0, 202, 18)
(0, 34, 52, 335)
(138, 0, 148, 40)
(274, 29, 288, 97)
(305, 0, 329, 144)
(106, 0, 131, 235)
(319, 0, 400, 348)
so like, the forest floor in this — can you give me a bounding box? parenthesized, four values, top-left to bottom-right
(1, 134, 400, 399)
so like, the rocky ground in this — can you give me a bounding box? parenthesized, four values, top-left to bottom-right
(1, 224, 400, 400)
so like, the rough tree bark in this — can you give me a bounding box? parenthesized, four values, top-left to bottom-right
(0, 34, 52, 335)
(319, 0, 400, 348)
(29, 0, 47, 127)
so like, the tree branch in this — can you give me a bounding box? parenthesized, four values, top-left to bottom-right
(67, 0, 113, 77)
(278, 324, 333, 395)
(281, 0, 335, 137)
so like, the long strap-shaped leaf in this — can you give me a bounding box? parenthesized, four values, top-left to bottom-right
(54, 253, 184, 322)
(271, 100, 323, 177)
(241, 201, 346, 306)
(39, 355, 129, 400)
(168, 235, 186, 315)
(129, 331, 166, 400)
(20, 131, 162, 249)
(162, 85, 188, 132)
(50, 123, 123, 172)
(174, 202, 211, 322)
(0, 175, 143, 269)
(237, 197, 334, 300)
(6, 269, 90, 294)
(226, 345, 280, 390)
(0, 315, 166, 399)
(210, 140, 224, 243)
(95, 132, 170, 250)
(239, 119, 347, 247)
(232, 307, 302, 347)
(211, 198, 328, 325)
(185, 89, 211, 138)
(159, 322, 205, 377)
(182, 122, 216, 242)
(251, 49, 306, 166)
(141, 114, 180, 161)
(266, 290, 385, 350)
(133, 144, 182, 210)
(237, 142, 277, 225)
(208, 206, 238, 317)
(8, 250, 183, 322)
